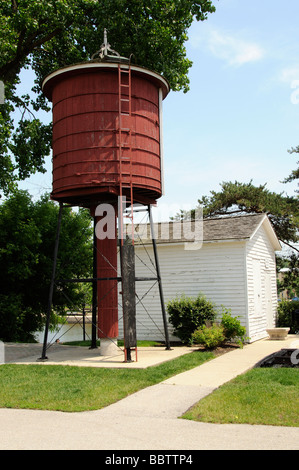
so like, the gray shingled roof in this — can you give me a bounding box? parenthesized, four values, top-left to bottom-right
(133, 213, 267, 244)
(202, 213, 266, 242)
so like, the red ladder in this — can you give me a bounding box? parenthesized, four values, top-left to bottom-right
(118, 63, 134, 244)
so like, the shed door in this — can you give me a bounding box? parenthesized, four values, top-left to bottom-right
(264, 272, 273, 328)
(253, 259, 262, 317)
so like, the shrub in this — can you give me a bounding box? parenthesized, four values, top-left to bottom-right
(277, 300, 299, 333)
(167, 294, 216, 344)
(191, 308, 247, 350)
(220, 308, 247, 346)
(192, 324, 225, 349)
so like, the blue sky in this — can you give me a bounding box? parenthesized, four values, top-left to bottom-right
(19, 0, 299, 221)
(160, 0, 299, 219)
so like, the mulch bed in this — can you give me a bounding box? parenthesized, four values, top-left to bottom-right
(196, 343, 299, 368)
(254, 349, 299, 368)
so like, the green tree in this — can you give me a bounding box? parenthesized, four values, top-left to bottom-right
(0, 0, 216, 196)
(0, 191, 93, 341)
(284, 146, 299, 190)
(277, 254, 299, 298)
(175, 179, 298, 251)
(198, 180, 298, 249)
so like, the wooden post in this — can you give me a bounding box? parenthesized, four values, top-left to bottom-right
(121, 243, 137, 361)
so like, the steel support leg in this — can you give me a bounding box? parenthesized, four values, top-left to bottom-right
(39, 203, 64, 360)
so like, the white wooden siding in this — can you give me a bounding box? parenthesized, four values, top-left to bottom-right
(246, 224, 278, 341)
(118, 240, 248, 341)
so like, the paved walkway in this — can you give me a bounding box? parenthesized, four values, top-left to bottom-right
(3, 341, 195, 368)
(0, 335, 298, 450)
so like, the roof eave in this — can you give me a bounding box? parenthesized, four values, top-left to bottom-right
(250, 214, 281, 251)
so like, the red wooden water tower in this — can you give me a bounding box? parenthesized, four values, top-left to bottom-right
(40, 31, 170, 361)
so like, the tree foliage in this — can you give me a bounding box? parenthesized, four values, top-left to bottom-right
(277, 300, 299, 333)
(277, 254, 299, 298)
(175, 178, 298, 250)
(197, 180, 298, 248)
(0, 0, 216, 196)
(284, 146, 299, 189)
(0, 191, 93, 341)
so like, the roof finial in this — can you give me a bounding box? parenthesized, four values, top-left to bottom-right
(91, 28, 122, 60)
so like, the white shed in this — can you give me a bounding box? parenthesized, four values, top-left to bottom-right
(125, 213, 281, 343)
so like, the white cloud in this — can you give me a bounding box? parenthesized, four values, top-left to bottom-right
(207, 30, 264, 66)
(190, 28, 265, 66)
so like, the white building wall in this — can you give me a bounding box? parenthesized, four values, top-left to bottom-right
(246, 224, 278, 341)
(120, 240, 248, 341)
(35, 320, 92, 344)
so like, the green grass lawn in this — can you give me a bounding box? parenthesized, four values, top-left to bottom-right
(0, 350, 214, 412)
(182, 368, 299, 427)
(2, 345, 298, 427)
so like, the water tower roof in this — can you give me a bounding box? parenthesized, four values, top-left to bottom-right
(42, 60, 169, 101)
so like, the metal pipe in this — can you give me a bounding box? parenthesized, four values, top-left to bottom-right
(90, 217, 98, 349)
(82, 303, 86, 342)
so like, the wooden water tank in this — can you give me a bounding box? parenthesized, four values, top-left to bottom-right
(42, 61, 169, 207)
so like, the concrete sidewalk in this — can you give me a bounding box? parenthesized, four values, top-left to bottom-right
(0, 335, 298, 450)
(163, 334, 299, 387)
(3, 341, 195, 368)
